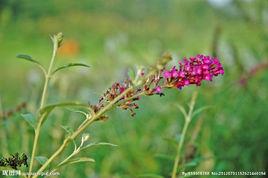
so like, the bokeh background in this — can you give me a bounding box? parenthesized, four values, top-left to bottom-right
(0, 0, 267, 177)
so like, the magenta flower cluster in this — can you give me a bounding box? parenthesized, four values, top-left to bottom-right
(94, 54, 224, 117)
(163, 54, 224, 89)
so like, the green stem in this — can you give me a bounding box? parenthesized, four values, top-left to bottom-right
(28, 36, 58, 177)
(28, 114, 46, 177)
(33, 88, 133, 178)
(171, 91, 198, 178)
(39, 38, 58, 109)
(171, 119, 189, 178)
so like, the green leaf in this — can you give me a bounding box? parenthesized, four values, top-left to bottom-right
(176, 104, 187, 118)
(184, 157, 201, 168)
(17, 54, 40, 64)
(192, 106, 212, 118)
(65, 157, 95, 165)
(163, 137, 178, 148)
(40, 102, 88, 115)
(138, 174, 164, 178)
(80, 142, 118, 152)
(154, 153, 174, 161)
(21, 113, 36, 129)
(35, 156, 48, 165)
(60, 125, 74, 134)
(52, 63, 90, 75)
(93, 142, 118, 147)
(39, 102, 88, 126)
(184, 160, 198, 167)
(17, 54, 46, 75)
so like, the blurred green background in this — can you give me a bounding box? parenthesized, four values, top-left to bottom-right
(0, 0, 268, 177)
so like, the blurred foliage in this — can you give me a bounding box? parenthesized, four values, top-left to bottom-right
(0, 0, 268, 177)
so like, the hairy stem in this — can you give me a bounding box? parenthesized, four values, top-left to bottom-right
(28, 37, 58, 176)
(171, 91, 198, 178)
(33, 88, 133, 178)
(39, 38, 58, 109)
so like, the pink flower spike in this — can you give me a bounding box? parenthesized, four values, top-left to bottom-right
(162, 54, 224, 90)
(178, 71, 185, 78)
(219, 69, 224, 75)
(204, 74, 212, 81)
(189, 56, 195, 61)
(184, 80, 190, 85)
(203, 56, 211, 64)
(185, 65, 191, 71)
(163, 70, 172, 78)
(171, 70, 178, 78)
(213, 58, 220, 64)
(154, 86, 162, 94)
(191, 70, 197, 76)
(202, 64, 209, 70)
(196, 67, 202, 74)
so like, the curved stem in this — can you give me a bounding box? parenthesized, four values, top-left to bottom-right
(28, 37, 58, 177)
(33, 88, 133, 178)
(171, 91, 198, 178)
(35, 64, 47, 77)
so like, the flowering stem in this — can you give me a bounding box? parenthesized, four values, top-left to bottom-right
(28, 36, 58, 177)
(32, 88, 133, 178)
(171, 91, 198, 178)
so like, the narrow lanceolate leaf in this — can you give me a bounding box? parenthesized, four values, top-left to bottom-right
(40, 102, 88, 115)
(184, 157, 202, 168)
(65, 157, 95, 166)
(154, 153, 174, 161)
(176, 104, 187, 118)
(162, 137, 178, 148)
(39, 102, 88, 126)
(184, 160, 198, 167)
(192, 106, 212, 118)
(52, 63, 90, 75)
(17, 54, 46, 74)
(60, 125, 74, 135)
(93, 142, 118, 147)
(17, 54, 40, 64)
(81, 142, 118, 151)
(21, 113, 36, 129)
(35, 156, 48, 165)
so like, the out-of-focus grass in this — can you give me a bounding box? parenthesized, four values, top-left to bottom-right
(0, 0, 268, 177)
